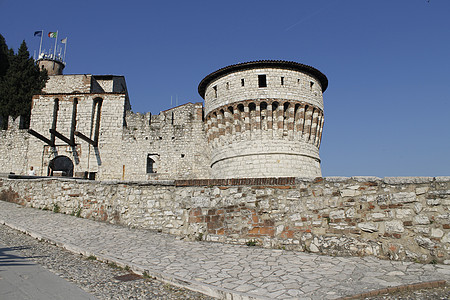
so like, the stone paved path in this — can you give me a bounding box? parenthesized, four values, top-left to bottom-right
(0, 201, 449, 300)
(0, 241, 96, 300)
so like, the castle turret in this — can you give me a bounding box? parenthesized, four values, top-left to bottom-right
(36, 54, 65, 75)
(198, 60, 328, 179)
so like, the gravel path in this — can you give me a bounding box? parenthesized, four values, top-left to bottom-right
(361, 285, 450, 300)
(0, 224, 213, 300)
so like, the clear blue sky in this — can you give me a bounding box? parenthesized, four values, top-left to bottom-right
(1, 0, 449, 177)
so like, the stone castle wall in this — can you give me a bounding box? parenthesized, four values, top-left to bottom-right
(122, 102, 210, 180)
(0, 96, 210, 181)
(0, 117, 30, 175)
(1, 176, 448, 263)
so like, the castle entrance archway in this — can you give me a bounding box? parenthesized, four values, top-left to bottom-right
(48, 155, 74, 177)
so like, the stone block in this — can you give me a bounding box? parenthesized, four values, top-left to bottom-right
(385, 220, 404, 233)
(431, 228, 444, 238)
(415, 186, 429, 195)
(358, 222, 378, 233)
(414, 215, 430, 225)
(390, 192, 416, 204)
(415, 236, 435, 249)
(427, 199, 441, 206)
(340, 189, 361, 197)
(370, 212, 386, 221)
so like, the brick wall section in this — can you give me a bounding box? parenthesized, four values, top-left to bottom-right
(175, 177, 296, 186)
(1, 176, 449, 263)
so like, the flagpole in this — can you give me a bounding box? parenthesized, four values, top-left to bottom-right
(38, 30, 43, 57)
(63, 38, 67, 63)
(53, 31, 58, 59)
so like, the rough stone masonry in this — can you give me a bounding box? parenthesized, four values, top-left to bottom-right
(1, 176, 448, 263)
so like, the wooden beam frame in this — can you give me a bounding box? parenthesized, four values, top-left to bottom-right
(49, 129, 75, 147)
(28, 129, 54, 146)
(74, 131, 97, 147)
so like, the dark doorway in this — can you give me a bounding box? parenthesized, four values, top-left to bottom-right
(48, 155, 74, 177)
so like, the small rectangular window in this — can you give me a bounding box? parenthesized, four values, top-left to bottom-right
(258, 75, 267, 88)
(241, 78, 245, 87)
(310, 81, 314, 90)
(147, 155, 155, 173)
(213, 85, 217, 98)
(281, 77, 284, 86)
(226, 82, 230, 90)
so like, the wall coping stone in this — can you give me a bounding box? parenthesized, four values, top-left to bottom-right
(436, 176, 450, 183)
(382, 177, 435, 184)
(324, 177, 351, 182)
(351, 176, 382, 182)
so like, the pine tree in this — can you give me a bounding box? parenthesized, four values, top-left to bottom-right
(0, 34, 10, 78)
(0, 36, 47, 128)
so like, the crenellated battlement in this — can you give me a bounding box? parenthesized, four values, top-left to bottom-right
(121, 102, 209, 180)
(0, 115, 27, 131)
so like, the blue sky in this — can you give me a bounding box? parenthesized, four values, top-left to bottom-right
(1, 0, 449, 177)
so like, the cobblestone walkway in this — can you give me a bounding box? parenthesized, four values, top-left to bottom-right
(0, 201, 449, 300)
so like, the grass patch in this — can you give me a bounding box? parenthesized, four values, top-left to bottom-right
(246, 239, 257, 247)
(52, 203, 60, 213)
(195, 233, 203, 241)
(75, 207, 82, 218)
(108, 262, 124, 270)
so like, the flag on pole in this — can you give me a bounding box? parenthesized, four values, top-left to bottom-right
(34, 31, 42, 37)
(61, 38, 67, 44)
(48, 32, 57, 38)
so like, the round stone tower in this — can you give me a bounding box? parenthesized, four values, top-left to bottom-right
(37, 56, 65, 75)
(198, 60, 328, 179)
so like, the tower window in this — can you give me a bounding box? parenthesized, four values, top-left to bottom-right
(258, 75, 267, 88)
(226, 82, 230, 90)
(241, 78, 245, 87)
(310, 81, 314, 89)
(281, 77, 284, 86)
(213, 85, 217, 98)
(146, 156, 155, 173)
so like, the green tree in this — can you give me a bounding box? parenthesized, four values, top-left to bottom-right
(0, 36, 47, 129)
(0, 34, 11, 78)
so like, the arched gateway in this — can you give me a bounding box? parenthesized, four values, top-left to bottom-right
(48, 155, 74, 177)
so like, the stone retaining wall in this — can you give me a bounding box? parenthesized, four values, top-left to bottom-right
(0, 176, 448, 263)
